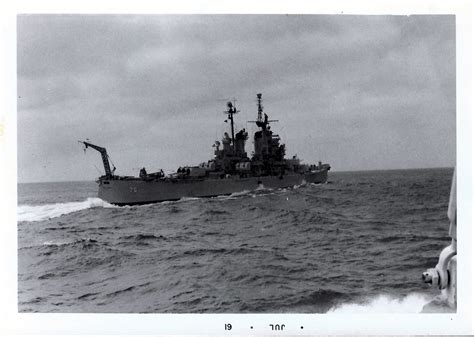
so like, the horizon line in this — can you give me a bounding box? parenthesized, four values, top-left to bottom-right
(17, 166, 455, 184)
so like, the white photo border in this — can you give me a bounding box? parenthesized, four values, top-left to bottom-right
(0, 0, 472, 335)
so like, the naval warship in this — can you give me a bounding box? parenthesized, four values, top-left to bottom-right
(80, 93, 330, 205)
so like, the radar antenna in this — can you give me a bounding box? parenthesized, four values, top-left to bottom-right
(247, 93, 278, 129)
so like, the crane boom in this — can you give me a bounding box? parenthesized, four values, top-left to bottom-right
(79, 141, 114, 178)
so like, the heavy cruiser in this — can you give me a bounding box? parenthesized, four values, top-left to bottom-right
(80, 93, 330, 205)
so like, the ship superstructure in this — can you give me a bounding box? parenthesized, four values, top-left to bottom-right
(80, 93, 330, 205)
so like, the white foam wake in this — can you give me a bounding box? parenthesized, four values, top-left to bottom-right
(256, 184, 273, 191)
(178, 196, 201, 202)
(18, 197, 116, 222)
(229, 190, 251, 197)
(328, 293, 431, 313)
(293, 180, 307, 189)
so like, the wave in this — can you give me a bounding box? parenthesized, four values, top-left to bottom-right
(212, 190, 252, 201)
(178, 196, 201, 202)
(202, 209, 230, 216)
(328, 293, 431, 313)
(255, 184, 273, 192)
(18, 198, 117, 222)
(229, 190, 251, 197)
(293, 180, 307, 189)
(290, 289, 349, 313)
(42, 238, 98, 247)
(159, 196, 202, 205)
(120, 234, 167, 241)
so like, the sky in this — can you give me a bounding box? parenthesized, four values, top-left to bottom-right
(17, 15, 456, 183)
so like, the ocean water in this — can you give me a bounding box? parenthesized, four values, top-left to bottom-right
(17, 168, 454, 313)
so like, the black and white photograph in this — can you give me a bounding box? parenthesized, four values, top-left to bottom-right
(1, 2, 473, 335)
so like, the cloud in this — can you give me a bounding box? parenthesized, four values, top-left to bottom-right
(17, 15, 455, 182)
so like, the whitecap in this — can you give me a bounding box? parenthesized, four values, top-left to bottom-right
(229, 190, 251, 197)
(177, 196, 201, 202)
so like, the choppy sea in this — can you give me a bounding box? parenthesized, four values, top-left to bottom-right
(18, 168, 454, 313)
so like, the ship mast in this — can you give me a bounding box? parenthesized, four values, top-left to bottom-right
(224, 100, 239, 151)
(257, 93, 263, 123)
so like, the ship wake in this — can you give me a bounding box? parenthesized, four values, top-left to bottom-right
(18, 198, 117, 222)
(328, 293, 432, 313)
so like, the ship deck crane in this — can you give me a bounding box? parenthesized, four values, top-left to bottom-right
(79, 140, 115, 178)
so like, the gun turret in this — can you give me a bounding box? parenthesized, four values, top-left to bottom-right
(79, 140, 115, 178)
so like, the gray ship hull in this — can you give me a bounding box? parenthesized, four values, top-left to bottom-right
(99, 169, 328, 205)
